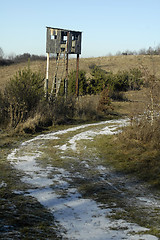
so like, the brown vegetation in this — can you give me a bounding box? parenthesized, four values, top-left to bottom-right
(1, 55, 160, 90)
(1, 54, 160, 186)
(1, 54, 160, 240)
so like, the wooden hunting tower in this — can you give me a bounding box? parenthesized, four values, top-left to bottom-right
(46, 27, 82, 54)
(45, 27, 82, 98)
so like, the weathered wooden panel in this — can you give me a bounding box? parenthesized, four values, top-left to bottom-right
(46, 27, 82, 54)
(46, 28, 61, 53)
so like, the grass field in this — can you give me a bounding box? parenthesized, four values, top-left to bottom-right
(1, 55, 160, 238)
(1, 55, 160, 90)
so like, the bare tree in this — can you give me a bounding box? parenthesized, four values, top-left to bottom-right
(140, 61, 160, 125)
(0, 47, 4, 59)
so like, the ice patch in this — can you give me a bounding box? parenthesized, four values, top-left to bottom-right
(27, 185, 157, 240)
(7, 118, 158, 240)
(0, 181, 7, 188)
(136, 196, 160, 208)
(59, 119, 129, 152)
(97, 165, 107, 171)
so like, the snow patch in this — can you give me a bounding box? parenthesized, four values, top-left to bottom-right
(0, 181, 7, 188)
(7, 118, 158, 240)
(59, 119, 129, 152)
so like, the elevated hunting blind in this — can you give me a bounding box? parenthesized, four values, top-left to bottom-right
(46, 27, 82, 54)
(45, 27, 82, 98)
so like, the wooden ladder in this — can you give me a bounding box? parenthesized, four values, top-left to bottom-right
(50, 43, 67, 99)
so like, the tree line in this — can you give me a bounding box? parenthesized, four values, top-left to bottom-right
(114, 45, 160, 56)
(1, 43, 160, 66)
(0, 48, 46, 66)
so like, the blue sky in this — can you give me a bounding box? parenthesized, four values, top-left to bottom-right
(1, 0, 160, 58)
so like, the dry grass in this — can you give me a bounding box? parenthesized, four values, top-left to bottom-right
(1, 55, 160, 91)
(79, 55, 160, 78)
(15, 114, 42, 133)
(75, 95, 100, 120)
(0, 60, 46, 91)
(1, 54, 160, 130)
(111, 88, 148, 117)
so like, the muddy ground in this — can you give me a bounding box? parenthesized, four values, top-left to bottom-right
(1, 119, 160, 239)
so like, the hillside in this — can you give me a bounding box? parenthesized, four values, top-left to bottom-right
(1, 55, 160, 239)
(1, 55, 160, 90)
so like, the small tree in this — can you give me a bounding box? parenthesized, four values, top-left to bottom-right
(0, 90, 6, 125)
(87, 65, 108, 94)
(114, 71, 130, 92)
(68, 70, 87, 96)
(97, 87, 112, 113)
(0, 47, 4, 59)
(4, 67, 44, 127)
(128, 68, 143, 90)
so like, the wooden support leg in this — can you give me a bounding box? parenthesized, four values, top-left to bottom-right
(45, 53, 49, 99)
(76, 54, 79, 97)
(65, 53, 69, 98)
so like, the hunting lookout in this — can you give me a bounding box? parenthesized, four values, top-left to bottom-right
(45, 27, 82, 99)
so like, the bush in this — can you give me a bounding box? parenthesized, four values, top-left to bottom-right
(4, 67, 44, 127)
(68, 70, 87, 96)
(113, 71, 130, 91)
(87, 65, 143, 96)
(118, 117, 160, 186)
(109, 91, 126, 101)
(108, 69, 142, 92)
(97, 88, 112, 113)
(87, 66, 107, 94)
(51, 96, 76, 124)
(0, 90, 9, 127)
(0, 90, 4, 125)
(0, 59, 14, 66)
(122, 116, 160, 149)
(128, 68, 143, 90)
(75, 95, 100, 120)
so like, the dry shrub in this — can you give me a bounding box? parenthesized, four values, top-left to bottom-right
(51, 96, 76, 124)
(8, 94, 108, 133)
(118, 117, 160, 186)
(16, 114, 43, 133)
(97, 88, 113, 113)
(121, 116, 160, 149)
(0, 90, 5, 126)
(75, 95, 100, 120)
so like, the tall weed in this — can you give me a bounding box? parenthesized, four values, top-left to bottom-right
(75, 95, 100, 121)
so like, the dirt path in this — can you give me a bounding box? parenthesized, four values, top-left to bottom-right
(7, 119, 160, 240)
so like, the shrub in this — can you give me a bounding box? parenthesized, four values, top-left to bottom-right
(14, 95, 77, 132)
(97, 88, 112, 113)
(87, 66, 107, 94)
(109, 90, 126, 101)
(128, 68, 143, 90)
(75, 95, 100, 120)
(4, 67, 44, 127)
(87, 65, 143, 96)
(0, 90, 4, 125)
(0, 90, 9, 127)
(113, 71, 130, 91)
(51, 96, 76, 124)
(110, 68, 143, 92)
(16, 113, 43, 133)
(118, 116, 160, 186)
(68, 70, 87, 96)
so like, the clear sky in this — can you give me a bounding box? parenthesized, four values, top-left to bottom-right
(1, 0, 160, 58)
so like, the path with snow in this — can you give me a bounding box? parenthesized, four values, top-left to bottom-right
(8, 119, 159, 240)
